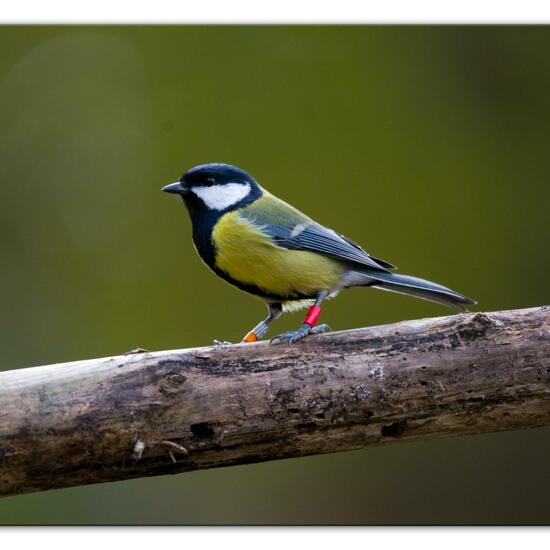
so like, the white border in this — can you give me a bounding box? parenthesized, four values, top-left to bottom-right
(1, 526, 549, 550)
(1, 0, 549, 542)
(1, 0, 550, 23)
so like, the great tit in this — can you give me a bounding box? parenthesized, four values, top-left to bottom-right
(163, 163, 476, 344)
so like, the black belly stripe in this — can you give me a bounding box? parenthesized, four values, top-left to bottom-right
(189, 208, 314, 303)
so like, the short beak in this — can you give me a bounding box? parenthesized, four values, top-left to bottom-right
(162, 181, 188, 195)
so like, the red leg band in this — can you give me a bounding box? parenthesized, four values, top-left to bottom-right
(303, 305, 321, 327)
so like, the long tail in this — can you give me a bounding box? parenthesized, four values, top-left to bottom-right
(353, 271, 476, 311)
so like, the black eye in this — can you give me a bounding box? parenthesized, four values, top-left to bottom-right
(205, 177, 215, 187)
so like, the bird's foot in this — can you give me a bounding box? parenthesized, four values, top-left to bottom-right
(270, 323, 331, 345)
(213, 339, 233, 346)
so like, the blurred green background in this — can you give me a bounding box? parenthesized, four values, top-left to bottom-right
(1, 25, 549, 525)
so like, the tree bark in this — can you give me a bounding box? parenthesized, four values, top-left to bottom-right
(1, 306, 549, 498)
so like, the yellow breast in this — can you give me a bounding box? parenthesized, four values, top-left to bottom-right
(211, 211, 344, 299)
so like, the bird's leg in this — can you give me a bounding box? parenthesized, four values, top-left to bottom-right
(241, 303, 283, 343)
(214, 304, 281, 345)
(270, 292, 331, 345)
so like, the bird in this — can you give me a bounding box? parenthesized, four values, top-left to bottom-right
(162, 163, 476, 344)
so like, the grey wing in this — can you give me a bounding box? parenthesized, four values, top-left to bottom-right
(270, 222, 393, 272)
(240, 196, 393, 272)
(338, 233, 396, 270)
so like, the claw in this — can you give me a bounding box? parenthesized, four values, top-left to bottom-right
(270, 323, 331, 345)
(213, 339, 233, 346)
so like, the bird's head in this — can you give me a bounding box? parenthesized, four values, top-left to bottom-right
(162, 163, 262, 215)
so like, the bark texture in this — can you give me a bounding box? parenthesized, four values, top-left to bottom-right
(1, 306, 549, 497)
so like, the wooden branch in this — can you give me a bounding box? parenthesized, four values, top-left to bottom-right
(1, 306, 549, 498)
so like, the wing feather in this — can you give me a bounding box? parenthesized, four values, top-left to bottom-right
(238, 192, 392, 273)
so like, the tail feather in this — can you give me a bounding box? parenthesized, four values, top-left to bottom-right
(353, 271, 476, 311)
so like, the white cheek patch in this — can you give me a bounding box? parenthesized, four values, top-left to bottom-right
(191, 183, 251, 211)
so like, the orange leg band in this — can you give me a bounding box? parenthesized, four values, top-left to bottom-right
(242, 331, 259, 343)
